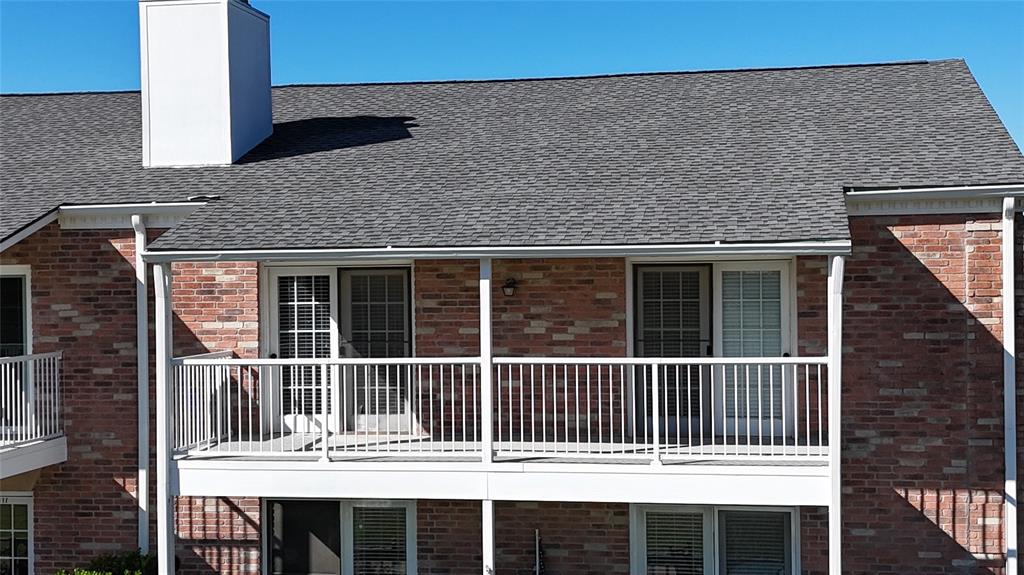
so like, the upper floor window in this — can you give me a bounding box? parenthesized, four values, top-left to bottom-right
(0, 267, 30, 358)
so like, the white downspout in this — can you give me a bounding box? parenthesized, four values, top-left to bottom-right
(1002, 197, 1018, 575)
(131, 214, 150, 554)
(827, 254, 845, 575)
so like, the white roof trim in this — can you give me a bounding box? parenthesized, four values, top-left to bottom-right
(0, 210, 58, 253)
(58, 202, 205, 231)
(846, 184, 1024, 215)
(142, 239, 853, 263)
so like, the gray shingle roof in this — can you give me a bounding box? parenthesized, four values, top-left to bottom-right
(2, 59, 1022, 251)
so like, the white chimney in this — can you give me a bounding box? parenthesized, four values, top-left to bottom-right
(139, 0, 272, 167)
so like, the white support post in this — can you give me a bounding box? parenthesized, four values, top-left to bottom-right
(827, 255, 845, 575)
(482, 499, 495, 575)
(1002, 197, 1018, 575)
(480, 258, 494, 464)
(132, 215, 150, 553)
(154, 263, 175, 575)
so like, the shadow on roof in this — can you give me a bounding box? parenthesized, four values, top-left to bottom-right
(237, 115, 418, 164)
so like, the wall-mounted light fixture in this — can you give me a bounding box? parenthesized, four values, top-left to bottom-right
(502, 278, 518, 297)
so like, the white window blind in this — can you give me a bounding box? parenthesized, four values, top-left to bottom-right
(277, 275, 332, 415)
(718, 511, 791, 575)
(352, 506, 408, 575)
(721, 270, 784, 419)
(644, 511, 704, 575)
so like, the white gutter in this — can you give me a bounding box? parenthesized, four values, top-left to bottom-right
(1002, 196, 1018, 575)
(131, 215, 150, 554)
(142, 239, 853, 263)
(846, 183, 1024, 201)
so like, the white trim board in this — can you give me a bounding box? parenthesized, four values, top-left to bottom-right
(58, 202, 204, 230)
(174, 460, 831, 506)
(143, 240, 853, 263)
(846, 185, 1024, 216)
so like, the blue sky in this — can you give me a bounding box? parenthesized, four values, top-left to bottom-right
(1, 1, 1022, 147)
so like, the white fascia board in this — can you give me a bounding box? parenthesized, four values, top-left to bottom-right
(0, 437, 68, 479)
(143, 239, 853, 263)
(846, 184, 1024, 215)
(0, 210, 58, 253)
(58, 202, 205, 230)
(174, 459, 830, 506)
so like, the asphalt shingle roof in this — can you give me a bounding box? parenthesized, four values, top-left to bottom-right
(2, 59, 1022, 251)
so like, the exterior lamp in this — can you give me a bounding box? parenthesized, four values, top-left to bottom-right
(502, 278, 518, 297)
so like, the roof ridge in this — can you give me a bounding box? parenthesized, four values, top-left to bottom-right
(1, 58, 960, 97)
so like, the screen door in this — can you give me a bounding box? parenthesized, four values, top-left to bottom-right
(339, 269, 412, 432)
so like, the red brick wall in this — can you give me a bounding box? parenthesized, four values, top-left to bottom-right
(495, 501, 630, 574)
(0, 223, 142, 571)
(413, 258, 627, 357)
(840, 215, 1007, 574)
(1016, 211, 1023, 566)
(170, 261, 261, 573)
(417, 500, 482, 573)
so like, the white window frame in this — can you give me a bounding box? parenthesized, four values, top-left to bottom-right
(0, 264, 32, 357)
(260, 498, 417, 575)
(0, 492, 34, 574)
(341, 499, 417, 575)
(630, 504, 800, 575)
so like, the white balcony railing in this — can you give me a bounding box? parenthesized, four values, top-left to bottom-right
(170, 354, 828, 463)
(0, 352, 63, 448)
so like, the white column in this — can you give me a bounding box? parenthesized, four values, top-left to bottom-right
(479, 258, 494, 464)
(132, 215, 150, 553)
(482, 499, 495, 575)
(827, 255, 845, 575)
(1002, 197, 1018, 575)
(154, 263, 175, 575)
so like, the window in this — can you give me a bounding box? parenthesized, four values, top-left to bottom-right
(0, 267, 30, 358)
(267, 499, 416, 575)
(0, 495, 32, 575)
(631, 505, 796, 575)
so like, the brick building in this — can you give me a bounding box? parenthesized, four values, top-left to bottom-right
(1, 2, 1022, 574)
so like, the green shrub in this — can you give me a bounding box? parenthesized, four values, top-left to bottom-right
(56, 550, 157, 575)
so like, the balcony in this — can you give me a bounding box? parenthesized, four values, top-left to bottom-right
(171, 354, 829, 464)
(0, 351, 67, 478)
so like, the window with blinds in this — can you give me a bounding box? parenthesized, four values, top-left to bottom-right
(644, 511, 704, 575)
(635, 506, 793, 575)
(718, 510, 791, 575)
(635, 267, 709, 419)
(352, 506, 409, 575)
(277, 275, 333, 415)
(721, 270, 784, 419)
